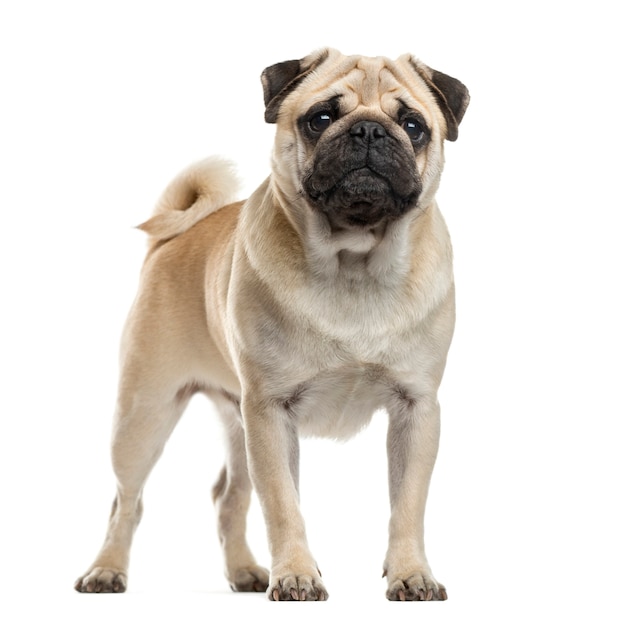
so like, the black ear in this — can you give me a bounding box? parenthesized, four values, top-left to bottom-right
(261, 49, 330, 123)
(409, 58, 470, 141)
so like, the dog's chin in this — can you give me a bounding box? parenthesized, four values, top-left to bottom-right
(304, 168, 419, 231)
(323, 200, 392, 231)
(307, 190, 417, 232)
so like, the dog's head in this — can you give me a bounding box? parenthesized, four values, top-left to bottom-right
(262, 48, 469, 231)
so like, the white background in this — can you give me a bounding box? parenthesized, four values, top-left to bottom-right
(1, 1, 624, 616)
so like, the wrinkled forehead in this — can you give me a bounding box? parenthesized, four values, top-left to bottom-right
(298, 54, 432, 114)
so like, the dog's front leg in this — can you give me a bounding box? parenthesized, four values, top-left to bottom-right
(384, 395, 447, 601)
(242, 394, 328, 601)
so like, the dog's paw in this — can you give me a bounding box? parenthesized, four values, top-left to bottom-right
(268, 571, 328, 601)
(74, 567, 127, 593)
(385, 569, 446, 601)
(228, 565, 270, 592)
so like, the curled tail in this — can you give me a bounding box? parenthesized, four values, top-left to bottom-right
(138, 157, 240, 243)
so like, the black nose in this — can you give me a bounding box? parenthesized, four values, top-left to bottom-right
(350, 120, 387, 142)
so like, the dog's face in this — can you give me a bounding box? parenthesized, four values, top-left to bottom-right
(262, 48, 469, 231)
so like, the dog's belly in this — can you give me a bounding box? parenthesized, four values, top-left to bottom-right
(291, 366, 399, 440)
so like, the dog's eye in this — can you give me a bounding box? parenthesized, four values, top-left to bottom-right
(309, 112, 333, 133)
(402, 118, 425, 143)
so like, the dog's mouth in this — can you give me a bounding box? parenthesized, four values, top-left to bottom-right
(304, 167, 419, 228)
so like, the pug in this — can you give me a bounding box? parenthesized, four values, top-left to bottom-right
(75, 47, 469, 601)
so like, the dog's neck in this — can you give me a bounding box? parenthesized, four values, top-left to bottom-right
(241, 179, 452, 344)
(246, 177, 443, 291)
(302, 208, 415, 285)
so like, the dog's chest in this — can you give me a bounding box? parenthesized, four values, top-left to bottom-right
(288, 364, 409, 439)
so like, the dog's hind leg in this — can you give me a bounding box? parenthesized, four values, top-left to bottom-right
(211, 391, 269, 592)
(74, 378, 190, 593)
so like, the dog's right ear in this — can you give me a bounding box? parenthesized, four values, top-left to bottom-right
(261, 49, 330, 123)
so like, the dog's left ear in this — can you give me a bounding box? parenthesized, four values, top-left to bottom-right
(261, 48, 331, 123)
(408, 57, 470, 142)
